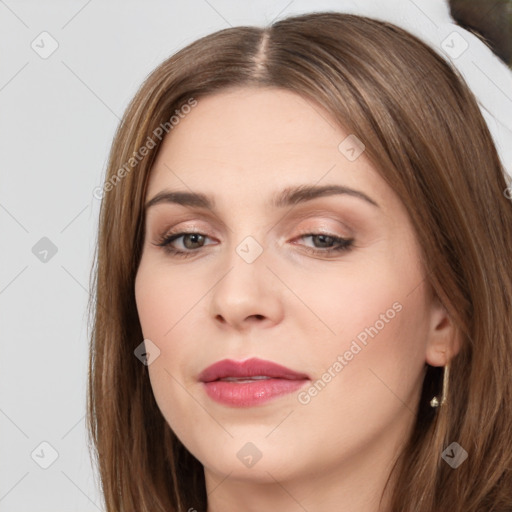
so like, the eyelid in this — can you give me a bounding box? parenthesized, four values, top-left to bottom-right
(286, 216, 355, 240)
(153, 221, 212, 238)
(153, 212, 355, 240)
(147, 209, 229, 236)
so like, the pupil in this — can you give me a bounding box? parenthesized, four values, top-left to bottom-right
(315, 235, 332, 247)
(185, 234, 203, 249)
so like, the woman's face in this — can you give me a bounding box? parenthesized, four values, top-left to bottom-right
(135, 87, 453, 496)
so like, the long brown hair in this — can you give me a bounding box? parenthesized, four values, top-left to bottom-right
(87, 12, 512, 512)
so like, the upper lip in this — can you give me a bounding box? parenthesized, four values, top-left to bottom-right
(198, 357, 310, 383)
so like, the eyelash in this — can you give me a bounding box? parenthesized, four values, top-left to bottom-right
(153, 230, 355, 258)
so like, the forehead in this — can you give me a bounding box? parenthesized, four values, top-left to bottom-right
(159, 87, 345, 159)
(145, 87, 392, 213)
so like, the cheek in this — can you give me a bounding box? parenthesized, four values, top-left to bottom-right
(286, 288, 429, 474)
(291, 241, 430, 405)
(134, 259, 201, 339)
(281, 249, 426, 355)
(297, 267, 430, 431)
(135, 260, 211, 444)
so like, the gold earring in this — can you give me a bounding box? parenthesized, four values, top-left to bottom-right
(430, 363, 450, 408)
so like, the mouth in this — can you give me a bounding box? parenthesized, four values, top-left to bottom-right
(216, 376, 274, 382)
(198, 357, 310, 382)
(198, 357, 310, 407)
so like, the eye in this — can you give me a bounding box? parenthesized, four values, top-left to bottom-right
(153, 231, 215, 257)
(293, 233, 354, 256)
(153, 230, 355, 259)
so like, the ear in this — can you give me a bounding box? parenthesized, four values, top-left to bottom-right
(425, 296, 462, 367)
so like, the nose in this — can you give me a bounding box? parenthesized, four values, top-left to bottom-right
(209, 241, 284, 331)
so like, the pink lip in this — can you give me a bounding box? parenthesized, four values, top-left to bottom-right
(198, 357, 310, 407)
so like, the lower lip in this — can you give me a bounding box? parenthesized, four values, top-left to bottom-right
(203, 378, 309, 407)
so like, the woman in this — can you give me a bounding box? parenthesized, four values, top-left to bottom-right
(87, 11, 512, 512)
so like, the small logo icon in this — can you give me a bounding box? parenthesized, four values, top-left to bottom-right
(236, 442, 263, 468)
(31, 31, 59, 59)
(134, 339, 161, 366)
(32, 237, 58, 263)
(31, 441, 59, 469)
(338, 134, 365, 161)
(441, 441, 468, 468)
(236, 236, 263, 264)
(441, 32, 468, 59)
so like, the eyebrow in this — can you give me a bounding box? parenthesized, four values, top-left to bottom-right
(144, 184, 379, 211)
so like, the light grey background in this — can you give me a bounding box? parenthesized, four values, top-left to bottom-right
(1, 1, 511, 510)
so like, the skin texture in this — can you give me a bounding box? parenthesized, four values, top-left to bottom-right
(134, 87, 459, 512)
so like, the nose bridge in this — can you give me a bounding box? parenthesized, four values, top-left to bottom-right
(222, 208, 271, 270)
(234, 234, 266, 266)
(209, 230, 283, 327)
(218, 233, 268, 300)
